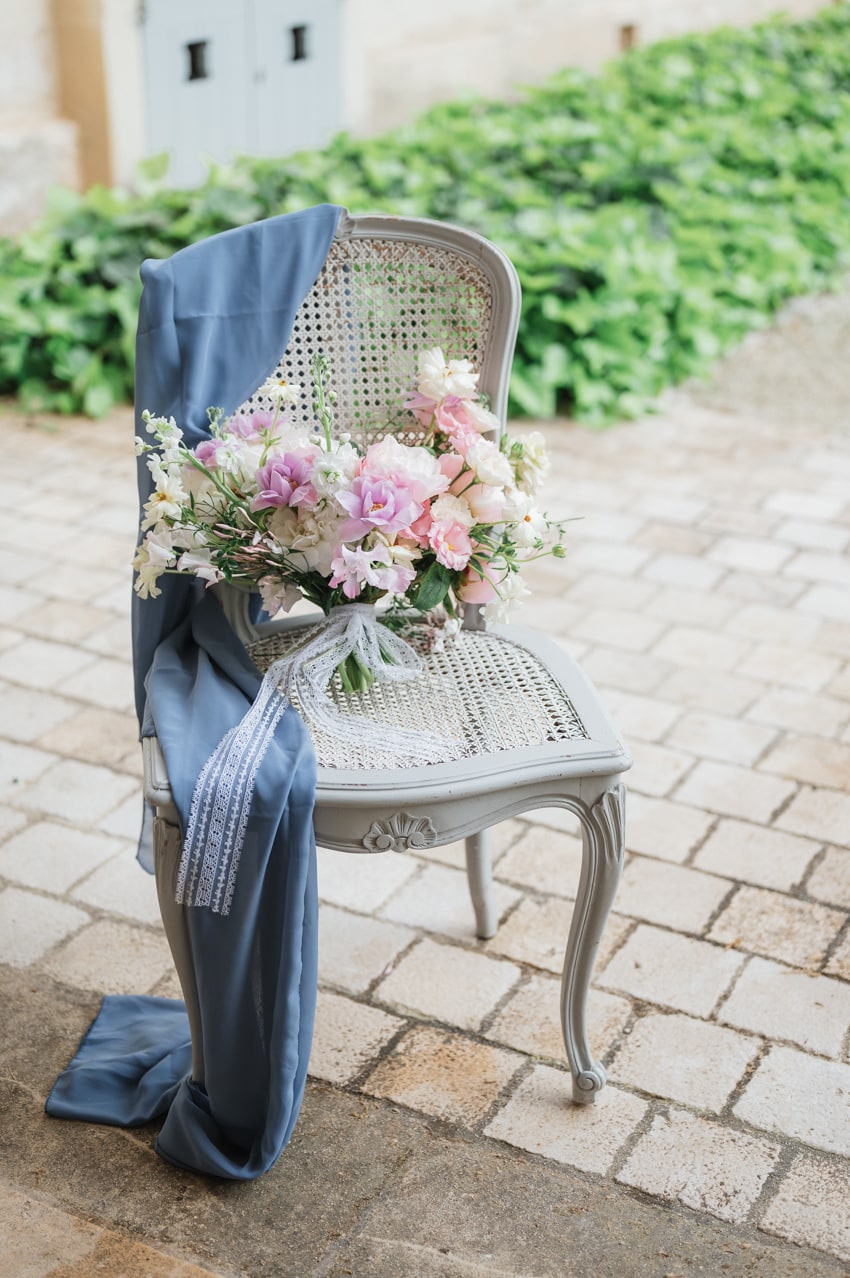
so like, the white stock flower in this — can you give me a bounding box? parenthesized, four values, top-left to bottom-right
(270, 505, 339, 576)
(484, 573, 531, 624)
(417, 347, 479, 401)
(176, 549, 223, 584)
(515, 431, 550, 494)
(312, 441, 359, 496)
(431, 492, 474, 528)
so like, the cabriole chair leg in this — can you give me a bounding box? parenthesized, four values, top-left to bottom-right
(153, 817, 205, 1086)
(465, 830, 497, 939)
(560, 784, 627, 1104)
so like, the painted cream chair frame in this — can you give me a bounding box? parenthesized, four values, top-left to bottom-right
(142, 210, 632, 1103)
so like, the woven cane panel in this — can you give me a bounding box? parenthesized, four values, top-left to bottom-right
(236, 236, 494, 447)
(248, 627, 589, 771)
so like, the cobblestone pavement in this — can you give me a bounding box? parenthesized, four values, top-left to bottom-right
(0, 342, 849, 1272)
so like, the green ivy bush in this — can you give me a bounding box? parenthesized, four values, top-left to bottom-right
(2, 3, 849, 422)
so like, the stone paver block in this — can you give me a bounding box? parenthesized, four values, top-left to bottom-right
(318, 906, 415, 996)
(363, 1025, 522, 1127)
(656, 667, 765, 717)
(738, 643, 840, 694)
(309, 989, 405, 1085)
(0, 887, 90, 967)
(645, 586, 736, 630)
(486, 897, 632, 979)
(644, 553, 725, 592)
(636, 493, 708, 524)
(97, 791, 145, 840)
(611, 1012, 760, 1112)
(13, 759, 138, 824)
(12, 599, 114, 644)
(0, 584, 42, 625)
(613, 857, 731, 933)
(0, 821, 125, 893)
(624, 794, 715, 864)
(709, 535, 793, 574)
(379, 862, 520, 941)
(60, 657, 134, 712)
(70, 850, 162, 925)
(0, 636, 97, 690)
(718, 955, 850, 1058)
(798, 584, 850, 623)
(759, 734, 850, 791)
(806, 847, 850, 909)
(317, 846, 420, 913)
(0, 739, 56, 804)
(565, 573, 657, 613)
(580, 646, 672, 696)
(0, 686, 77, 743)
(786, 550, 850, 588)
(709, 885, 846, 969)
(694, 819, 820, 893)
(760, 1152, 850, 1263)
(36, 707, 140, 770)
(599, 925, 743, 1017)
(765, 489, 846, 521)
(494, 824, 583, 897)
(747, 689, 849, 738)
(652, 625, 749, 673)
(617, 1108, 781, 1225)
(777, 786, 850, 849)
(628, 739, 695, 798)
(724, 602, 822, 646)
(41, 918, 173, 994)
(674, 760, 796, 824)
(374, 937, 521, 1031)
(0, 803, 26, 843)
(734, 1045, 850, 1157)
(666, 710, 777, 767)
(718, 569, 804, 608)
(487, 974, 631, 1064)
(775, 518, 850, 553)
(825, 932, 850, 982)
(485, 1064, 647, 1175)
(570, 609, 665, 653)
(597, 688, 681, 742)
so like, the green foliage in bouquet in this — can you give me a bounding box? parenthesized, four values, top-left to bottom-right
(1, 3, 850, 423)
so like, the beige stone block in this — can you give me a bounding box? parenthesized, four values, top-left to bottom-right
(0, 886, 90, 967)
(0, 739, 56, 803)
(774, 518, 850, 553)
(485, 1065, 647, 1175)
(599, 925, 742, 1017)
(718, 955, 850, 1058)
(652, 625, 749, 673)
(0, 821, 125, 892)
(797, 585, 850, 623)
(0, 802, 26, 843)
(12, 758, 138, 824)
(611, 1012, 759, 1112)
(597, 689, 680, 742)
(317, 845, 419, 913)
(564, 573, 658, 613)
(785, 550, 850, 588)
(487, 974, 630, 1064)
(41, 918, 174, 994)
(580, 646, 672, 695)
(747, 688, 849, 737)
(738, 642, 840, 694)
(635, 523, 713, 556)
(694, 819, 819, 893)
(570, 609, 665, 653)
(0, 583, 40, 625)
(760, 1152, 850, 1263)
(410, 820, 523, 872)
(628, 739, 695, 798)
(36, 706, 140, 770)
(708, 536, 792, 575)
(614, 858, 730, 933)
(97, 791, 144, 840)
(80, 614, 133, 659)
(709, 885, 845, 969)
(644, 553, 725, 591)
(758, 733, 850, 791)
(564, 542, 651, 577)
(0, 686, 77, 743)
(806, 847, 850, 909)
(718, 571, 804, 609)
(309, 989, 404, 1085)
(735, 1045, 850, 1157)
(643, 586, 736, 631)
(12, 600, 114, 644)
(617, 1109, 780, 1225)
(574, 511, 645, 543)
(374, 937, 520, 1031)
(485, 896, 575, 974)
(635, 493, 707, 524)
(0, 636, 97, 690)
(724, 602, 822, 646)
(657, 667, 766, 717)
(777, 786, 850, 849)
(363, 1025, 522, 1127)
(765, 489, 846, 521)
(45, 566, 121, 607)
(60, 656, 134, 712)
(379, 862, 520, 941)
(666, 711, 777, 767)
(494, 824, 583, 897)
(318, 905, 415, 996)
(70, 848, 162, 925)
(825, 932, 850, 982)
(625, 794, 715, 864)
(674, 760, 796, 824)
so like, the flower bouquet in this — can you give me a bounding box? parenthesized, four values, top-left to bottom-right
(134, 346, 566, 689)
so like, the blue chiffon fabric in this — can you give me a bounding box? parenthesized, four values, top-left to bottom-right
(46, 204, 342, 1179)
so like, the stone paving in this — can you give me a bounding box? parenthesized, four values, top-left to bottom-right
(1, 367, 849, 1270)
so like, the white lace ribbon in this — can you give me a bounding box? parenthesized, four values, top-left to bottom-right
(176, 606, 448, 914)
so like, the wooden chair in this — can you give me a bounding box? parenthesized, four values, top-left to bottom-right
(143, 209, 632, 1103)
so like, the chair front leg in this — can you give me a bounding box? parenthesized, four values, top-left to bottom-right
(154, 817, 206, 1086)
(560, 783, 626, 1104)
(465, 830, 497, 939)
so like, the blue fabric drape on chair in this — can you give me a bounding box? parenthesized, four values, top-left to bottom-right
(46, 204, 342, 1179)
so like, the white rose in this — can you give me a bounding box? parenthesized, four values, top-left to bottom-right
(464, 439, 513, 488)
(417, 347, 479, 401)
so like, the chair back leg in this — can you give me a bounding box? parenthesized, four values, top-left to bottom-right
(464, 831, 497, 939)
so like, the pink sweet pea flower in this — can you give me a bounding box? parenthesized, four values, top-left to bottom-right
(225, 410, 275, 441)
(335, 475, 422, 541)
(194, 439, 223, 468)
(251, 449, 318, 511)
(403, 390, 439, 426)
(430, 522, 473, 570)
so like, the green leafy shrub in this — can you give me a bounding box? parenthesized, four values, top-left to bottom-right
(2, 3, 850, 422)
